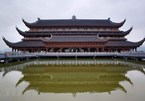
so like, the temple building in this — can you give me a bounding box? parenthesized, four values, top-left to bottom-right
(3, 16, 145, 52)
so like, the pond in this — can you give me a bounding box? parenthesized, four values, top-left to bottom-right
(0, 59, 145, 101)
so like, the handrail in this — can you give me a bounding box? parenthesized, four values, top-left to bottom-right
(0, 51, 145, 60)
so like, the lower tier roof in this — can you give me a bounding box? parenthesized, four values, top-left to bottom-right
(3, 37, 145, 48)
(105, 40, 142, 47)
(3, 39, 45, 48)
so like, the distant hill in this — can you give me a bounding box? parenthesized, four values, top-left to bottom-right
(138, 45, 145, 52)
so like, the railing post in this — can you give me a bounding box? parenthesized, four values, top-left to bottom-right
(4, 59, 8, 64)
(4, 52, 9, 64)
(17, 58, 20, 62)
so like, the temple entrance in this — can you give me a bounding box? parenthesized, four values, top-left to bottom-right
(63, 48, 84, 52)
(98, 48, 102, 52)
(90, 48, 96, 52)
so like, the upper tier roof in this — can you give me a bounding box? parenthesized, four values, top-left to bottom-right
(16, 27, 132, 37)
(22, 17, 126, 28)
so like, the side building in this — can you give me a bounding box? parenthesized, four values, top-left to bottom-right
(3, 16, 145, 52)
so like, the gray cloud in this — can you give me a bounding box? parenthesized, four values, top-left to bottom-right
(0, 0, 145, 51)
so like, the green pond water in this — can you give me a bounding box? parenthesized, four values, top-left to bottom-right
(0, 59, 145, 101)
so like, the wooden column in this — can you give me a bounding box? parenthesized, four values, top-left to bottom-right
(102, 48, 104, 52)
(88, 48, 90, 52)
(135, 48, 137, 52)
(96, 48, 98, 52)
(59, 48, 62, 52)
(46, 48, 48, 52)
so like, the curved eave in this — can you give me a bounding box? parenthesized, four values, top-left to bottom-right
(105, 39, 144, 48)
(124, 27, 133, 36)
(22, 18, 39, 28)
(16, 27, 28, 37)
(99, 27, 132, 37)
(135, 38, 145, 47)
(109, 18, 126, 28)
(2, 37, 16, 48)
(16, 27, 49, 37)
(118, 84, 127, 93)
(2, 71, 9, 77)
(3, 37, 45, 48)
(16, 77, 24, 87)
(22, 84, 31, 95)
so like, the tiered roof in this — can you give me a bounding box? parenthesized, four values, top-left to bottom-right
(2, 17, 145, 50)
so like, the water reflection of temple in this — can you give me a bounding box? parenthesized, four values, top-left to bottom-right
(13, 63, 145, 94)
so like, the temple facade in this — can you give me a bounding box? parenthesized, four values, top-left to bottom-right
(3, 16, 145, 52)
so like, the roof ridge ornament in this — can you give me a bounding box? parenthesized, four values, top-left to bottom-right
(137, 37, 145, 46)
(2, 36, 5, 39)
(72, 15, 76, 20)
(15, 26, 18, 29)
(108, 17, 111, 20)
(124, 18, 126, 21)
(37, 18, 40, 20)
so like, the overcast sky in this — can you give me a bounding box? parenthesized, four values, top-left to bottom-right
(0, 0, 145, 52)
